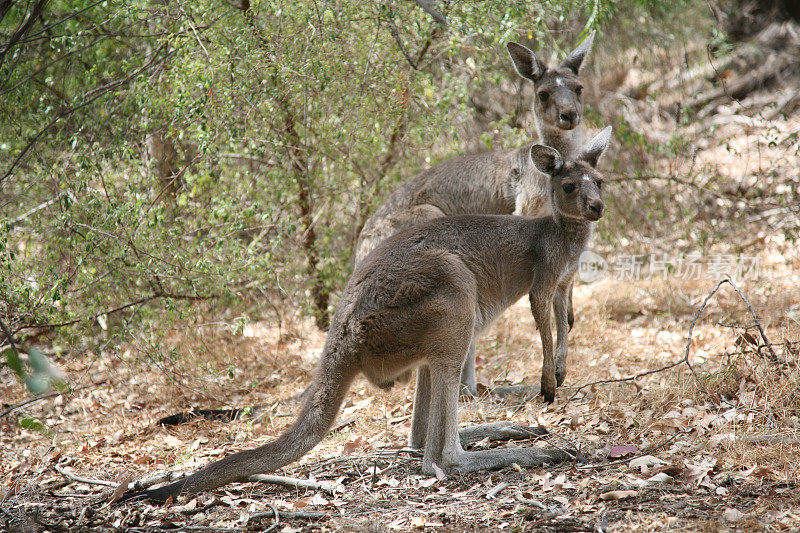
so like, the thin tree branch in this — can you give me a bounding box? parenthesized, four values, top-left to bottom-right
(0, 384, 93, 418)
(0, 0, 49, 67)
(14, 290, 208, 334)
(0, 42, 170, 187)
(567, 279, 779, 401)
(414, 0, 447, 26)
(386, 12, 418, 70)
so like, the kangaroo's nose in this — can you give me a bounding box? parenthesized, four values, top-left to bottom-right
(587, 201, 604, 218)
(559, 111, 577, 125)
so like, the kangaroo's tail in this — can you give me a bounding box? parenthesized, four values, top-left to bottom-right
(122, 350, 358, 503)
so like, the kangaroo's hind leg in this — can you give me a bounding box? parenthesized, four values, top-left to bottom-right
(424, 349, 572, 475)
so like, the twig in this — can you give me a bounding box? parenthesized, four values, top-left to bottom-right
(0, 385, 92, 418)
(247, 474, 343, 495)
(16, 290, 208, 333)
(0, 315, 19, 359)
(577, 432, 683, 470)
(0, 43, 171, 186)
(249, 508, 327, 521)
(245, 503, 279, 532)
(386, 10, 418, 70)
(54, 465, 117, 487)
(486, 481, 509, 499)
(129, 470, 189, 491)
(722, 279, 781, 366)
(567, 278, 778, 401)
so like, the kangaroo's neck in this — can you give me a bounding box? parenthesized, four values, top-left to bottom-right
(534, 116, 584, 161)
(550, 211, 594, 259)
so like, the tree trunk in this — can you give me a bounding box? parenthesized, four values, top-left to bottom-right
(279, 96, 330, 330)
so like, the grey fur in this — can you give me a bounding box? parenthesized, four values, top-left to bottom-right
(354, 33, 596, 395)
(124, 128, 611, 504)
(355, 32, 595, 265)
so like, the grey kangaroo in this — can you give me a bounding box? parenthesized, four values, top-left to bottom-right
(355, 33, 595, 396)
(122, 128, 611, 504)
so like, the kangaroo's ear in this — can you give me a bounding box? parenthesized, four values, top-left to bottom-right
(559, 30, 595, 74)
(507, 42, 547, 83)
(579, 126, 612, 168)
(530, 144, 564, 175)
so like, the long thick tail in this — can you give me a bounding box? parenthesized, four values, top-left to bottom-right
(123, 352, 358, 503)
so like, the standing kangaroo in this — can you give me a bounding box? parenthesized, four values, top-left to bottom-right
(355, 33, 595, 396)
(123, 128, 611, 503)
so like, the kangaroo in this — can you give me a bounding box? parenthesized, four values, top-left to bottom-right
(354, 33, 595, 396)
(122, 128, 611, 504)
(355, 33, 594, 264)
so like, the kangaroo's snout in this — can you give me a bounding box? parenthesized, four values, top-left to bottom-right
(585, 200, 604, 220)
(557, 110, 578, 129)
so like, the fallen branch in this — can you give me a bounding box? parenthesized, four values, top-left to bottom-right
(689, 51, 796, 116)
(244, 503, 279, 532)
(54, 465, 117, 487)
(739, 434, 800, 446)
(567, 278, 779, 401)
(486, 482, 509, 500)
(247, 474, 343, 495)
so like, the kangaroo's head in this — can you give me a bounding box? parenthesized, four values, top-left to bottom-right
(530, 126, 612, 222)
(507, 31, 595, 132)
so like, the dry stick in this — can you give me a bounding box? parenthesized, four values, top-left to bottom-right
(486, 482, 510, 500)
(567, 278, 776, 402)
(249, 509, 327, 523)
(0, 315, 19, 358)
(57, 463, 341, 497)
(244, 502, 280, 532)
(0, 385, 93, 418)
(54, 465, 118, 488)
(576, 432, 683, 471)
(721, 279, 780, 367)
(247, 474, 343, 495)
(130, 470, 188, 491)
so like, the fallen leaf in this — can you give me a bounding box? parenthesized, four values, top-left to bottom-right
(410, 516, 426, 528)
(431, 462, 447, 481)
(609, 445, 638, 458)
(723, 508, 746, 522)
(342, 436, 364, 455)
(107, 472, 134, 504)
(629, 455, 665, 471)
(644, 472, 673, 485)
(599, 490, 638, 501)
(377, 476, 400, 488)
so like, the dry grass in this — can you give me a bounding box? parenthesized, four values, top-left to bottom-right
(2, 261, 799, 531)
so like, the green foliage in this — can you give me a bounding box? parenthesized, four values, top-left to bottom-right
(3, 345, 66, 394)
(0, 0, 698, 350)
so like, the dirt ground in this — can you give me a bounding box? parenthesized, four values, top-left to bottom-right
(2, 18, 800, 533)
(2, 267, 799, 532)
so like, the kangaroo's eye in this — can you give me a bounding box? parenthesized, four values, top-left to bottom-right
(562, 183, 576, 194)
(538, 91, 549, 102)
(575, 85, 583, 96)
(595, 179, 603, 189)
